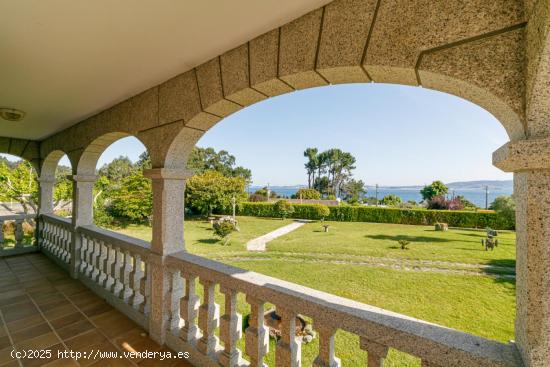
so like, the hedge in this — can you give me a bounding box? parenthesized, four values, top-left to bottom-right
(235, 202, 514, 230)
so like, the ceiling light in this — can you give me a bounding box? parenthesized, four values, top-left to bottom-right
(0, 108, 26, 122)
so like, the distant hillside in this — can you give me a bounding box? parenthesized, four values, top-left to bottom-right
(446, 180, 513, 191)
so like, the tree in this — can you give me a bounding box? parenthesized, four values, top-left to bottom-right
(274, 200, 294, 219)
(381, 194, 402, 207)
(0, 160, 38, 214)
(341, 179, 366, 204)
(455, 195, 477, 210)
(188, 147, 252, 183)
(292, 188, 321, 200)
(53, 165, 73, 213)
(109, 173, 153, 222)
(420, 181, 449, 201)
(98, 156, 136, 184)
(311, 204, 330, 220)
(303, 148, 318, 189)
(185, 171, 247, 216)
(490, 196, 515, 227)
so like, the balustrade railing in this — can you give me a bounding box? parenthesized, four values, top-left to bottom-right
(164, 252, 523, 367)
(0, 214, 37, 256)
(39, 214, 72, 269)
(6, 215, 524, 366)
(75, 224, 151, 328)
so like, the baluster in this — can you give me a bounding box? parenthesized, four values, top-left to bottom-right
(108, 246, 119, 292)
(54, 225, 61, 255)
(167, 270, 183, 335)
(0, 220, 4, 249)
(198, 280, 220, 358)
(360, 338, 389, 367)
(63, 228, 70, 263)
(92, 240, 103, 282)
(245, 296, 269, 367)
(219, 287, 242, 367)
(140, 261, 151, 315)
(275, 307, 301, 367)
(121, 251, 134, 302)
(79, 235, 89, 273)
(129, 254, 143, 309)
(86, 238, 97, 278)
(313, 324, 340, 367)
(14, 219, 24, 248)
(180, 274, 200, 345)
(96, 241, 107, 284)
(102, 244, 113, 288)
(43, 222, 49, 250)
(112, 247, 125, 297)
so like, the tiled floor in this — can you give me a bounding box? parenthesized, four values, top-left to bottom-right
(0, 253, 192, 367)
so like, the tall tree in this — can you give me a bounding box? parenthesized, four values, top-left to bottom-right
(303, 148, 318, 189)
(420, 181, 449, 201)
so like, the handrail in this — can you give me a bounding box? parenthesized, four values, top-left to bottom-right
(77, 224, 151, 258)
(166, 251, 522, 367)
(0, 213, 36, 221)
(40, 213, 72, 227)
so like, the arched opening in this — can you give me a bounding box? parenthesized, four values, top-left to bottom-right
(159, 82, 516, 366)
(0, 153, 39, 249)
(41, 150, 74, 218)
(78, 135, 150, 231)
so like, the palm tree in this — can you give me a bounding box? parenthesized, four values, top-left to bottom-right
(303, 148, 318, 188)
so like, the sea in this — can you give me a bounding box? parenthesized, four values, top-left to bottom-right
(249, 186, 513, 208)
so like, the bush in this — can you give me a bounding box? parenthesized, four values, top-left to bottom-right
(427, 196, 464, 210)
(213, 219, 236, 246)
(381, 194, 402, 207)
(274, 200, 295, 219)
(235, 202, 514, 229)
(292, 188, 321, 200)
(312, 204, 330, 220)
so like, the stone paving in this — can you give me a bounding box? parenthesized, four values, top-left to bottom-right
(0, 253, 192, 367)
(246, 220, 308, 251)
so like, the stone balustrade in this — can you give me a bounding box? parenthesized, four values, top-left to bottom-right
(3, 216, 525, 366)
(163, 252, 523, 367)
(0, 214, 37, 255)
(39, 213, 72, 270)
(75, 224, 152, 328)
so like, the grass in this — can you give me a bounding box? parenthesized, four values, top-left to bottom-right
(113, 216, 516, 366)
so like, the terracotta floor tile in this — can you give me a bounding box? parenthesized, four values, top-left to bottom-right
(0, 294, 29, 307)
(56, 319, 95, 341)
(6, 314, 44, 333)
(50, 312, 83, 330)
(1, 303, 38, 323)
(0, 360, 19, 367)
(43, 358, 79, 366)
(43, 303, 78, 321)
(11, 322, 52, 344)
(65, 330, 107, 351)
(0, 347, 16, 365)
(90, 358, 135, 367)
(0, 336, 10, 351)
(15, 332, 60, 350)
(81, 301, 113, 318)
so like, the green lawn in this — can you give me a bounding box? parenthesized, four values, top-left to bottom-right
(114, 216, 516, 367)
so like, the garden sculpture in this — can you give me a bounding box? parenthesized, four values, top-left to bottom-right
(481, 228, 498, 251)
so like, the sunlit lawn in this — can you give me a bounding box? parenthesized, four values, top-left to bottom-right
(114, 216, 516, 367)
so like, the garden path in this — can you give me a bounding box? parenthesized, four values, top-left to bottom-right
(246, 220, 308, 251)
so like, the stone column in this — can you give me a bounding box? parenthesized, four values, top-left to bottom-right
(69, 174, 97, 278)
(143, 168, 192, 344)
(493, 139, 550, 367)
(37, 177, 55, 215)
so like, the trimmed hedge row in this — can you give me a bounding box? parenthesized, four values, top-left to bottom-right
(236, 202, 514, 230)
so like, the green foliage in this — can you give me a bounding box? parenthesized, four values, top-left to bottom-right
(455, 195, 477, 209)
(186, 171, 247, 216)
(0, 160, 38, 213)
(304, 147, 357, 198)
(398, 239, 410, 250)
(420, 181, 449, 201)
(312, 204, 330, 220)
(292, 188, 321, 200)
(98, 156, 136, 183)
(381, 194, 402, 207)
(213, 220, 236, 245)
(273, 200, 295, 219)
(341, 179, 366, 204)
(109, 173, 152, 222)
(188, 147, 251, 183)
(236, 202, 515, 229)
(490, 196, 515, 228)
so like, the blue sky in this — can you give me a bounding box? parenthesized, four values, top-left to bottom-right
(7, 83, 512, 186)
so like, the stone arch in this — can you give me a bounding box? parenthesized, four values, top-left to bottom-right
(0, 137, 41, 173)
(159, 0, 526, 169)
(40, 150, 71, 179)
(75, 132, 149, 176)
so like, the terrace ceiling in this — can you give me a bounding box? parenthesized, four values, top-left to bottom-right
(0, 0, 331, 140)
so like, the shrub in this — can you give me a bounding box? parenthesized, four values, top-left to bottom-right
(381, 194, 402, 207)
(312, 204, 330, 221)
(274, 200, 295, 219)
(235, 202, 514, 229)
(398, 240, 410, 250)
(490, 196, 515, 228)
(213, 219, 236, 246)
(427, 196, 464, 210)
(292, 188, 321, 200)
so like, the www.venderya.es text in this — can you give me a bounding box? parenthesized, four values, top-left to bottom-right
(11, 349, 190, 361)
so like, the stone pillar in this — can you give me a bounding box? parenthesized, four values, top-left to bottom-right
(69, 175, 97, 278)
(493, 139, 550, 367)
(143, 168, 192, 344)
(37, 177, 55, 215)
